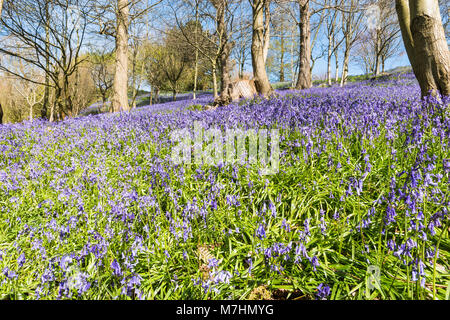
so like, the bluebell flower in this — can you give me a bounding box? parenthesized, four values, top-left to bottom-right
(111, 259, 123, 277)
(256, 224, 266, 240)
(316, 283, 331, 300)
(17, 253, 26, 268)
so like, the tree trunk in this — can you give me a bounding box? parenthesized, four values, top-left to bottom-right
(212, 63, 218, 98)
(374, 30, 381, 76)
(193, 50, 199, 100)
(215, 0, 233, 105)
(295, 0, 312, 90)
(396, 0, 450, 97)
(155, 87, 160, 104)
(0, 103, 3, 125)
(251, 0, 273, 96)
(334, 49, 339, 83)
(0, 0, 3, 19)
(42, 0, 50, 120)
(340, 43, 350, 86)
(112, 0, 130, 112)
(279, 35, 285, 82)
(327, 34, 332, 86)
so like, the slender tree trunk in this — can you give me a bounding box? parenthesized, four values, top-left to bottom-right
(340, 12, 351, 87)
(340, 43, 350, 86)
(327, 35, 333, 86)
(112, 0, 130, 112)
(262, 0, 270, 64)
(279, 35, 285, 82)
(193, 50, 199, 100)
(173, 89, 177, 101)
(251, 0, 273, 96)
(290, 26, 295, 87)
(42, 0, 50, 120)
(396, 0, 450, 97)
(374, 31, 381, 76)
(334, 49, 339, 83)
(0, 103, 3, 125)
(296, 0, 312, 90)
(155, 87, 160, 104)
(193, 0, 199, 100)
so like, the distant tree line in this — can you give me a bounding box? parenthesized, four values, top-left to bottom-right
(0, 0, 448, 123)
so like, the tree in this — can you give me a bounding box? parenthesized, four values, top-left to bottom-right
(159, 27, 195, 101)
(396, 0, 450, 97)
(12, 63, 45, 122)
(324, 0, 344, 85)
(111, 0, 130, 112)
(0, 0, 92, 121)
(93, 0, 162, 112)
(251, 0, 273, 96)
(232, 3, 252, 79)
(269, 5, 297, 83)
(89, 50, 115, 110)
(340, 0, 365, 86)
(170, 0, 237, 102)
(143, 42, 166, 104)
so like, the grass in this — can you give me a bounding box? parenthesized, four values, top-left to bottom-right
(0, 79, 448, 300)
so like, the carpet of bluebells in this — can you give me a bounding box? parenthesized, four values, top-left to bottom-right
(0, 73, 448, 300)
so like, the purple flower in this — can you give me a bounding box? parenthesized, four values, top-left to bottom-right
(256, 224, 266, 240)
(208, 258, 220, 269)
(17, 253, 26, 268)
(2, 267, 18, 280)
(316, 283, 331, 300)
(310, 256, 319, 271)
(111, 259, 123, 277)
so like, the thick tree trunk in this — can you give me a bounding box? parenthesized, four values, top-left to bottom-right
(217, 47, 233, 104)
(251, 0, 273, 96)
(295, 0, 312, 90)
(112, 0, 130, 112)
(396, 0, 450, 97)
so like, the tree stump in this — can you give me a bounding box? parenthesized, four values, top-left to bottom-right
(214, 79, 257, 107)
